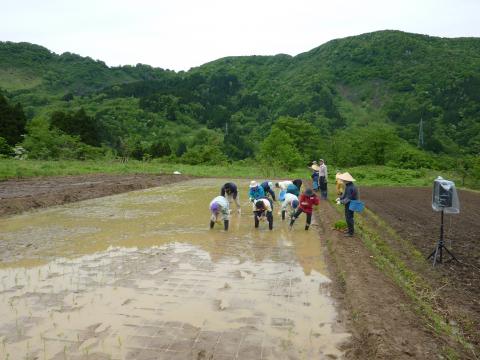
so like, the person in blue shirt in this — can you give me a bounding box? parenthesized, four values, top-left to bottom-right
(248, 181, 265, 202)
(336, 172, 358, 237)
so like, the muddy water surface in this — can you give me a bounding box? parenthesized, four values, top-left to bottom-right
(0, 178, 349, 359)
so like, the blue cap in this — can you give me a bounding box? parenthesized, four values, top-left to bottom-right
(292, 200, 299, 208)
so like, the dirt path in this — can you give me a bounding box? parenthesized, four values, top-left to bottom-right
(315, 201, 453, 359)
(0, 173, 193, 216)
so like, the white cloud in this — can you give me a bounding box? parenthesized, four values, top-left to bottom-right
(1, 0, 479, 71)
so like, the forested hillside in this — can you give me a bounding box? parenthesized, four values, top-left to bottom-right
(0, 30, 479, 176)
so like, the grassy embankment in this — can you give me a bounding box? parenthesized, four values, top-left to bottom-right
(0, 159, 465, 188)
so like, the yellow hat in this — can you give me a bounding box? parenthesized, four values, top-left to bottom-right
(337, 172, 356, 182)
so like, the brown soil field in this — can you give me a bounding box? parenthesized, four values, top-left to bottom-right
(361, 187, 480, 352)
(0, 173, 193, 217)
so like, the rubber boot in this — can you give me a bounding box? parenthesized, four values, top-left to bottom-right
(281, 210, 285, 220)
(304, 224, 309, 231)
(289, 219, 295, 230)
(210, 220, 215, 229)
(224, 220, 229, 231)
(254, 216, 259, 228)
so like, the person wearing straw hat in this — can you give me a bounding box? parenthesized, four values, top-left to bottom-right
(335, 170, 345, 196)
(289, 188, 320, 230)
(209, 195, 230, 231)
(336, 172, 358, 237)
(310, 161, 320, 192)
(248, 181, 265, 202)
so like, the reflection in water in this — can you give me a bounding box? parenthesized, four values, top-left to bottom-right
(0, 178, 349, 359)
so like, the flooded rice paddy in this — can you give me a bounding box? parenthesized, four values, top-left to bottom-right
(0, 178, 349, 359)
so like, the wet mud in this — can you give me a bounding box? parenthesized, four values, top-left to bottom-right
(0, 179, 349, 359)
(0, 173, 193, 217)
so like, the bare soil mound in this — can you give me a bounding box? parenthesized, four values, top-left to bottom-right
(0, 173, 193, 216)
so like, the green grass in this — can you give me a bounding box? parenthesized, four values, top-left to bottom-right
(0, 159, 473, 191)
(0, 159, 308, 180)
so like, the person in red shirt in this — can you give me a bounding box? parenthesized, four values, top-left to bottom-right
(289, 188, 320, 230)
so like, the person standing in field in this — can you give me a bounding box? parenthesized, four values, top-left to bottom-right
(209, 195, 230, 231)
(310, 161, 320, 192)
(336, 172, 358, 237)
(289, 188, 320, 230)
(260, 181, 276, 201)
(248, 181, 265, 202)
(253, 198, 273, 230)
(335, 170, 345, 196)
(275, 180, 293, 202)
(281, 192, 299, 220)
(318, 159, 328, 200)
(221, 182, 241, 213)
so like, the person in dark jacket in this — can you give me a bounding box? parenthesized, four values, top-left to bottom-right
(260, 181, 276, 201)
(292, 179, 302, 192)
(221, 182, 241, 213)
(289, 188, 320, 230)
(336, 172, 358, 237)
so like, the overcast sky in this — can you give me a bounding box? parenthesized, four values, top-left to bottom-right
(2, 0, 480, 71)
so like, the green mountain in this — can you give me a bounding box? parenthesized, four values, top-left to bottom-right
(1, 30, 479, 168)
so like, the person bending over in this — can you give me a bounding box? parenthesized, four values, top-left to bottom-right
(275, 180, 293, 202)
(209, 195, 230, 231)
(253, 198, 273, 230)
(248, 181, 265, 202)
(221, 182, 241, 213)
(281, 193, 299, 220)
(260, 181, 276, 201)
(289, 188, 319, 230)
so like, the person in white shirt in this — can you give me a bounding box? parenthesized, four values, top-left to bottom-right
(275, 180, 293, 202)
(318, 159, 328, 200)
(209, 196, 230, 230)
(280, 193, 299, 220)
(253, 198, 273, 230)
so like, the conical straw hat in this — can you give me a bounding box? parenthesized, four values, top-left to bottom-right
(311, 164, 320, 171)
(337, 172, 356, 182)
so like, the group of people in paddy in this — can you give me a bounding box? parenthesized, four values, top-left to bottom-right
(209, 159, 359, 237)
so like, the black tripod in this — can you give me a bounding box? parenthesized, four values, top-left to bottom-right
(427, 209, 459, 266)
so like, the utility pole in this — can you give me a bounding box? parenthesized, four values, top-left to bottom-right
(225, 121, 228, 136)
(418, 118, 424, 148)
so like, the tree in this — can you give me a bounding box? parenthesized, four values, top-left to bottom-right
(21, 118, 101, 159)
(0, 94, 27, 146)
(258, 128, 303, 171)
(50, 108, 100, 146)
